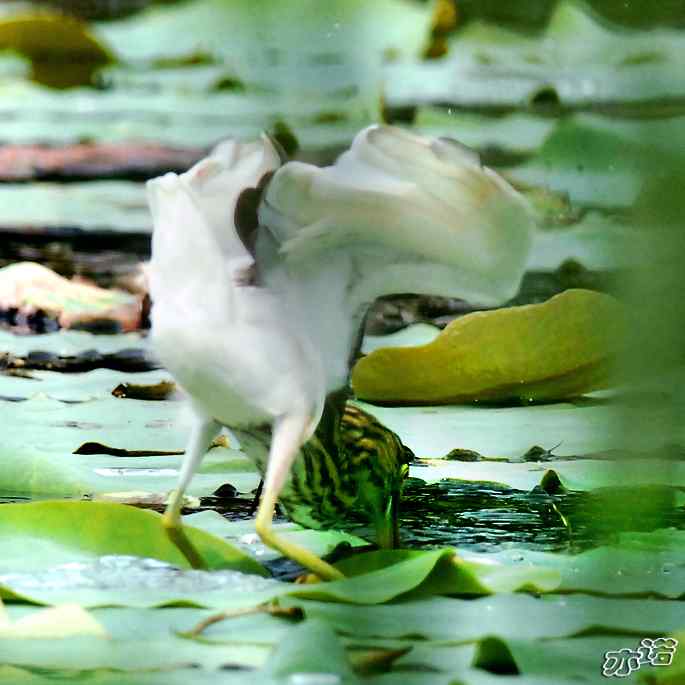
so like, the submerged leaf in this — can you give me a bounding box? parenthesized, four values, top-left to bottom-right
(352, 290, 624, 404)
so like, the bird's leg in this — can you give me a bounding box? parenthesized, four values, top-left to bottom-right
(255, 414, 345, 581)
(163, 415, 220, 569)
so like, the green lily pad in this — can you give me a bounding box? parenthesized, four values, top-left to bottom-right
(386, 1, 685, 111)
(283, 592, 685, 641)
(473, 635, 635, 680)
(0, 369, 170, 402)
(414, 108, 555, 158)
(650, 630, 685, 683)
(412, 459, 685, 492)
(0, 329, 147, 357)
(0, 543, 558, 608)
(460, 531, 685, 598)
(528, 213, 645, 270)
(184, 511, 369, 564)
(361, 383, 685, 461)
(0, 80, 371, 151)
(0, 667, 247, 685)
(1, 605, 275, 671)
(0, 500, 267, 574)
(292, 549, 559, 604)
(263, 619, 358, 684)
(1, 395, 187, 453)
(95, 0, 431, 84)
(0, 391, 264, 498)
(507, 115, 685, 208)
(0, 181, 149, 232)
(0, 444, 259, 499)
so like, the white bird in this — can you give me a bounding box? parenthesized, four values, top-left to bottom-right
(147, 125, 534, 580)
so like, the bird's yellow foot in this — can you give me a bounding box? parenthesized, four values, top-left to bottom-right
(162, 491, 207, 570)
(255, 510, 344, 581)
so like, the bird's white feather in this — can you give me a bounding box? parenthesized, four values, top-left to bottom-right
(147, 138, 324, 433)
(148, 126, 535, 575)
(259, 125, 534, 312)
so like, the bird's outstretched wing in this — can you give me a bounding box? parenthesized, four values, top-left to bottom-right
(258, 125, 534, 312)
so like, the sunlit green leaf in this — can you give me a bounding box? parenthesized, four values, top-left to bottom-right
(0, 500, 267, 575)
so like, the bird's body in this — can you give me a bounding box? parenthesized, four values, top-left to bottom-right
(147, 126, 534, 579)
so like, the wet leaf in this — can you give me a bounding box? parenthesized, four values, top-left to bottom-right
(0, 500, 267, 575)
(460, 531, 685, 598)
(183, 511, 369, 566)
(352, 290, 625, 404)
(293, 549, 560, 603)
(0, 444, 258, 500)
(0, 542, 559, 608)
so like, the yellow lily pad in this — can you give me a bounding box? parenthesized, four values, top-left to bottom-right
(0, 602, 107, 639)
(352, 289, 624, 404)
(0, 14, 112, 87)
